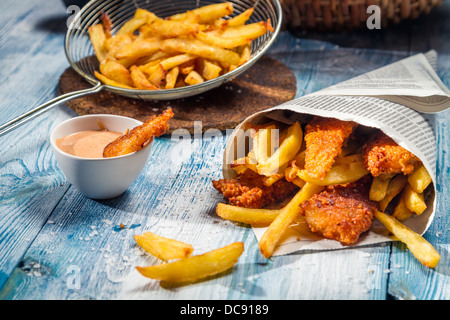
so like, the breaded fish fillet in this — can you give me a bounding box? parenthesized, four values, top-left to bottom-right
(363, 132, 421, 177)
(304, 117, 358, 180)
(212, 170, 298, 209)
(300, 178, 376, 245)
(103, 108, 173, 158)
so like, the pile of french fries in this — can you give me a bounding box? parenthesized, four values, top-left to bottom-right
(134, 231, 244, 283)
(216, 121, 440, 268)
(370, 164, 432, 221)
(88, 2, 273, 90)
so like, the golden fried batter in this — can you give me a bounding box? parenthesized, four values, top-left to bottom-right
(103, 108, 173, 158)
(300, 178, 376, 245)
(304, 117, 358, 180)
(212, 170, 298, 209)
(363, 132, 421, 177)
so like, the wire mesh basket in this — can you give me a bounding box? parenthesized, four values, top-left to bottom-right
(65, 0, 283, 100)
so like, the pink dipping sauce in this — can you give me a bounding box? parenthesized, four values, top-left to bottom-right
(56, 130, 123, 158)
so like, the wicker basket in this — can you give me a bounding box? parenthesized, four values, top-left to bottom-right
(280, 0, 444, 31)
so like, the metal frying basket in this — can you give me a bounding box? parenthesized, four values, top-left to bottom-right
(0, 0, 282, 136)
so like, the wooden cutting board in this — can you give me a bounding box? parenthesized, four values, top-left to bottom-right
(58, 56, 296, 134)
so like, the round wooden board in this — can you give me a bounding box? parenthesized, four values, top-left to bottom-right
(58, 56, 296, 134)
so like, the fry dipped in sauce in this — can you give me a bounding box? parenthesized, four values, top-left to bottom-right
(103, 108, 173, 158)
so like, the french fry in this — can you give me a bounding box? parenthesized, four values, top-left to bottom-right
(238, 43, 252, 66)
(216, 203, 280, 227)
(134, 231, 193, 261)
(137, 58, 164, 75)
(169, 2, 234, 23)
(159, 54, 196, 72)
(130, 65, 158, 90)
(88, 24, 108, 62)
(369, 175, 393, 201)
(198, 59, 222, 80)
(184, 70, 204, 85)
(253, 124, 277, 164)
(164, 66, 179, 89)
(100, 11, 112, 38)
(178, 10, 201, 24)
(408, 164, 432, 193)
(291, 177, 306, 188)
(297, 154, 368, 186)
(403, 184, 427, 215)
(284, 163, 300, 182)
(134, 8, 158, 21)
(116, 16, 149, 36)
(114, 38, 162, 60)
(175, 77, 187, 88)
(262, 165, 288, 187)
(195, 31, 252, 49)
(214, 8, 254, 29)
(257, 122, 303, 176)
(99, 60, 133, 86)
(392, 193, 414, 221)
(104, 33, 132, 53)
(145, 18, 199, 38)
(136, 242, 244, 283)
(94, 71, 134, 89)
(379, 174, 408, 211)
(161, 38, 241, 66)
(180, 59, 196, 75)
(230, 157, 258, 174)
(292, 150, 306, 169)
(197, 20, 271, 49)
(214, 21, 273, 39)
(147, 64, 167, 87)
(259, 182, 324, 258)
(375, 210, 440, 268)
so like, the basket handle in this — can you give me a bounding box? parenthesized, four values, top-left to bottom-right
(0, 82, 104, 137)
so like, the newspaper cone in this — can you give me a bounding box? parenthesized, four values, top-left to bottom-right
(222, 51, 448, 256)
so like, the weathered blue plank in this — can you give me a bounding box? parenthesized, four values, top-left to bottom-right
(0, 0, 448, 300)
(0, 0, 72, 291)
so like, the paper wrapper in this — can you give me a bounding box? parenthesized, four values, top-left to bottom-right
(221, 51, 449, 256)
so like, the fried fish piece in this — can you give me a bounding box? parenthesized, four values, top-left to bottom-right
(299, 178, 376, 245)
(212, 170, 298, 209)
(363, 132, 421, 177)
(304, 117, 358, 180)
(103, 108, 173, 158)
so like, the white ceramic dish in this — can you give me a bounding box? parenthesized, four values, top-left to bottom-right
(50, 114, 153, 199)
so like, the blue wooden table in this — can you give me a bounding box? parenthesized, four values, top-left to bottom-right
(0, 0, 448, 301)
